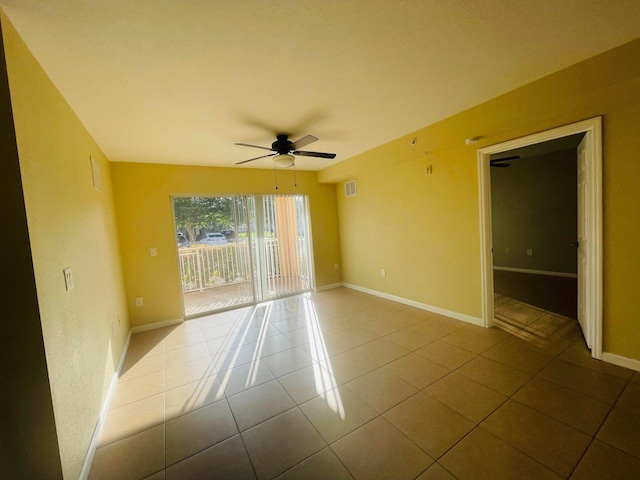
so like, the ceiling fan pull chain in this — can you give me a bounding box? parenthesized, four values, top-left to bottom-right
(293, 163, 297, 187)
(274, 164, 279, 190)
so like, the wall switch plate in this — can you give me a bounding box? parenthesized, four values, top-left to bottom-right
(150, 247, 157, 256)
(381, 269, 386, 277)
(63, 268, 74, 291)
(135, 297, 143, 307)
(527, 249, 533, 256)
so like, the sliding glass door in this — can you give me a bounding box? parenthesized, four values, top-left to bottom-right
(173, 194, 312, 317)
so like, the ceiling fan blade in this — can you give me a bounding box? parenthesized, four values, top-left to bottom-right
(291, 135, 318, 150)
(491, 155, 521, 163)
(236, 153, 276, 165)
(294, 150, 336, 159)
(490, 163, 510, 168)
(234, 142, 274, 152)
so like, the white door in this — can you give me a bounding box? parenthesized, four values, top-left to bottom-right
(577, 136, 590, 347)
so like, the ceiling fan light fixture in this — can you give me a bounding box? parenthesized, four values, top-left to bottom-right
(274, 153, 295, 168)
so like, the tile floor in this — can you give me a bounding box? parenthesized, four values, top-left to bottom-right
(88, 287, 640, 480)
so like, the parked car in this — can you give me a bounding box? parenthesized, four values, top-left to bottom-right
(177, 232, 190, 247)
(200, 232, 228, 245)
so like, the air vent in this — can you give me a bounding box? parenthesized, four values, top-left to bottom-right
(344, 180, 357, 197)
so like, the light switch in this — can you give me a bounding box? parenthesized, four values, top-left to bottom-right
(63, 268, 74, 291)
(150, 247, 157, 256)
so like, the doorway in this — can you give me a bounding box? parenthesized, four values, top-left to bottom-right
(478, 117, 603, 358)
(173, 194, 314, 317)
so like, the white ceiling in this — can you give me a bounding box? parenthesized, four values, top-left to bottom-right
(2, 1, 639, 170)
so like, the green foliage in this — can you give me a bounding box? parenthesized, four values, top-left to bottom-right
(173, 197, 235, 241)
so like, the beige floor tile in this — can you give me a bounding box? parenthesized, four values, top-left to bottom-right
(165, 331, 205, 351)
(165, 399, 238, 466)
(241, 408, 326, 480)
(559, 341, 635, 381)
(384, 328, 438, 351)
(89, 425, 164, 480)
(482, 400, 591, 477)
(165, 375, 225, 420)
(345, 368, 418, 413)
(409, 319, 462, 339)
(299, 386, 377, 443)
(165, 342, 210, 368)
(262, 346, 314, 377)
(441, 326, 508, 354)
(384, 353, 450, 389)
(332, 417, 433, 480)
(165, 434, 255, 480)
(415, 341, 476, 370)
(283, 326, 313, 346)
(252, 333, 296, 357)
(440, 427, 561, 480)
(538, 359, 626, 404)
(385, 307, 435, 328)
(571, 440, 640, 480)
(279, 364, 341, 405)
(165, 356, 216, 390)
(211, 344, 256, 373)
(513, 377, 610, 435)
(384, 391, 475, 459)
(271, 315, 309, 333)
(142, 471, 165, 480)
(217, 360, 276, 396)
(206, 328, 257, 353)
(616, 381, 640, 415)
(456, 356, 531, 396)
(275, 447, 354, 480)
(164, 320, 201, 337)
(361, 317, 405, 336)
(301, 333, 354, 359)
(111, 370, 165, 409)
(320, 350, 378, 384)
(125, 339, 165, 365)
(596, 407, 640, 459)
(200, 321, 239, 341)
(354, 338, 410, 366)
(415, 463, 457, 480)
(332, 325, 379, 349)
(228, 380, 296, 431)
(482, 339, 553, 374)
(99, 393, 165, 446)
(119, 352, 165, 382)
(424, 373, 506, 423)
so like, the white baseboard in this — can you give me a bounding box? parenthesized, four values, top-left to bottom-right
(601, 351, 640, 372)
(493, 266, 578, 279)
(314, 282, 344, 292)
(79, 330, 132, 480)
(130, 317, 184, 334)
(342, 283, 483, 327)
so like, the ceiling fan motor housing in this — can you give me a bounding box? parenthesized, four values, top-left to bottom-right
(273, 135, 294, 153)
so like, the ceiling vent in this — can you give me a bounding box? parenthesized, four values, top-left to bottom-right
(344, 180, 357, 197)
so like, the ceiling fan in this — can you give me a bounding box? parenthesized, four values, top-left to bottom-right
(489, 155, 521, 168)
(235, 134, 336, 167)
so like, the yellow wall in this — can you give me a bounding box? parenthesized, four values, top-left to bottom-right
(2, 12, 130, 479)
(320, 38, 640, 361)
(110, 163, 341, 327)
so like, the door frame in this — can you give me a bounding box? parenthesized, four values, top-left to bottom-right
(477, 117, 603, 358)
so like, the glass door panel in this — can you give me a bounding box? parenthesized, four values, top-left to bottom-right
(174, 196, 255, 316)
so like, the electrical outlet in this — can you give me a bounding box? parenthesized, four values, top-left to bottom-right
(63, 268, 74, 291)
(117, 314, 121, 325)
(381, 269, 386, 278)
(527, 249, 533, 256)
(150, 247, 157, 257)
(135, 297, 143, 307)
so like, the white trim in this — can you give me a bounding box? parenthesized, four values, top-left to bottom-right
(79, 330, 132, 480)
(130, 317, 183, 334)
(493, 266, 578, 279)
(343, 283, 483, 326)
(601, 352, 640, 373)
(314, 282, 344, 292)
(478, 117, 602, 359)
